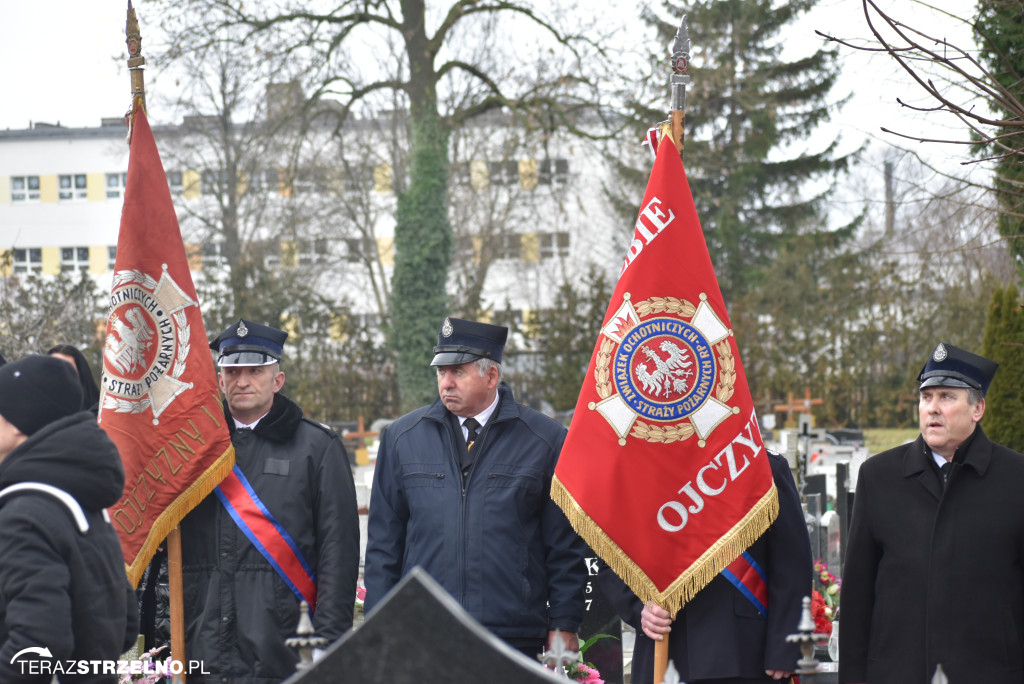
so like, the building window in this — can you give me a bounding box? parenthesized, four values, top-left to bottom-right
(11, 176, 40, 202)
(539, 159, 569, 186)
(344, 237, 375, 263)
(108, 246, 117, 270)
(201, 169, 229, 196)
(262, 241, 281, 270)
(106, 173, 128, 199)
(488, 161, 520, 186)
(295, 169, 328, 196)
(247, 169, 279, 195)
(297, 238, 329, 266)
(167, 171, 184, 197)
(59, 174, 88, 201)
(450, 162, 471, 186)
(61, 246, 90, 273)
(201, 242, 227, 268)
(498, 233, 521, 260)
(539, 232, 570, 259)
(13, 248, 42, 274)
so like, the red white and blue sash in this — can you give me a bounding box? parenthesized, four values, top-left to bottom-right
(215, 465, 317, 608)
(721, 551, 768, 617)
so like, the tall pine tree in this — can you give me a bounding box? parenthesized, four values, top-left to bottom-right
(615, 0, 853, 306)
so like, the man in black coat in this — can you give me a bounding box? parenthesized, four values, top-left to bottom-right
(0, 355, 138, 682)
(597, 450, 812, 684)
(178, 320, 360, 683)
(840, 343, 1024, 684)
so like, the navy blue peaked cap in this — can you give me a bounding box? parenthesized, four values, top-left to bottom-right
(431, 317, 508, 366)
(210, 319, 288, 367)
(918, 342, 998, 395)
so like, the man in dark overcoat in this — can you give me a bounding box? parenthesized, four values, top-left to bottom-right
(840, 342, 1024, 683)
(179, 320, 360, 683)
(596, 450, 812, 684)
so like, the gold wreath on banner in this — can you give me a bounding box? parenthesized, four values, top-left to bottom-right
(593, 297, 736, 444)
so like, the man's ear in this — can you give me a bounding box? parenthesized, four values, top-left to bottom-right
(273, 370, 286, 393)
(973, 397, 986, 423)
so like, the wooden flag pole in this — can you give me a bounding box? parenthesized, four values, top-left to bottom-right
(654, 13, 690, 681)
(167, 528, 188, 684)
(654, 637, 670, 684)
(125, 4, 187, 682)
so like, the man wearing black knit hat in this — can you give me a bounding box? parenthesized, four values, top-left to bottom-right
(0, 355, 138, 681)
(841, 343, 1024, 684)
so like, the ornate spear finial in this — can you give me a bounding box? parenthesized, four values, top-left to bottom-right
(126, 0, 146, 115)
(668, 13, 692, 153)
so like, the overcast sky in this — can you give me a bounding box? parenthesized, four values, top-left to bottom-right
(0, 0, 979, 166)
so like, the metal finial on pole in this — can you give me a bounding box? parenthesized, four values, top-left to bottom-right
(285, 601, 329, 671)
(668, 14, 692, 153)
(785, 595, 829, 677)
(126, 0, 146, 115)
(538, 631, 578, 675)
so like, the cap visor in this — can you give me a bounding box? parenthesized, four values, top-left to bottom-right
(217, 351, 279, 367)
(430, 351, 482, 367)
(919, 375, 975, 390)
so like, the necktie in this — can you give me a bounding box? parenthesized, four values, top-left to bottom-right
(940, 461, 953, 487)
(464, 418, 481, 450)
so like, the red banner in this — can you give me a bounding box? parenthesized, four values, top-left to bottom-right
(552, 137, 778, 614)
(98, 104, 234, 586)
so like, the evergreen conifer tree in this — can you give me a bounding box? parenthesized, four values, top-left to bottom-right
(617, 0, 853, 306)
(974, 0, 1024, 268)
(981, 285, 1024, 451)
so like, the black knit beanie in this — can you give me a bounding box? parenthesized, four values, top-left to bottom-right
(0, 355, 83, 435)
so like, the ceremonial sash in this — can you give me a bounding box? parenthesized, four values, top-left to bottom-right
(721, 551, 768, 617)
(215, 466, 317, 608)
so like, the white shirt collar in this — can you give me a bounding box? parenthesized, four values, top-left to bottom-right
(233, 412, 268, 431)
(931, 450, 951, 468)
(459, 390, 500, 429)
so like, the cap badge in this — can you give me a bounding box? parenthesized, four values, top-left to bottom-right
(933, 343, 947, 362)
(441, 317, 453, 338)
(237, 322, 249, 338)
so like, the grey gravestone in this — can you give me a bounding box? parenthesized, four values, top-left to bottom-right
(820, 510, 841, 575)
(581, 554, 624, 684)
(804, 492, 823, 562)
(284, 567, 562, 684)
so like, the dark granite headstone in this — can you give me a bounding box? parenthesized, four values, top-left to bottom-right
(580, 554, 624, 684)
(835, 461, 850, 571)
(804, 473, 827, 504)
(284, 567, 562, 684)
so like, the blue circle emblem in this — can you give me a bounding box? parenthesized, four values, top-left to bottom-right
(613, 317, 716, 422)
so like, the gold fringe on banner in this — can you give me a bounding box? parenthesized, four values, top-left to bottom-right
(551, 474, 779, 616)
(125, 444, 235, 587)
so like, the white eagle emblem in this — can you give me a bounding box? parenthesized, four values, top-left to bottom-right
(104, 306, 155, 375)
(636, 342, 694, 397)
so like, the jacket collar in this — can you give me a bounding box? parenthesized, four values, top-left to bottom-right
(223, 393, 304, 444)
(903, 425, 993, 498)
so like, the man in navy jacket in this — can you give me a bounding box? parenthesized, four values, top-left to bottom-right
(365, 317, 588, 659)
